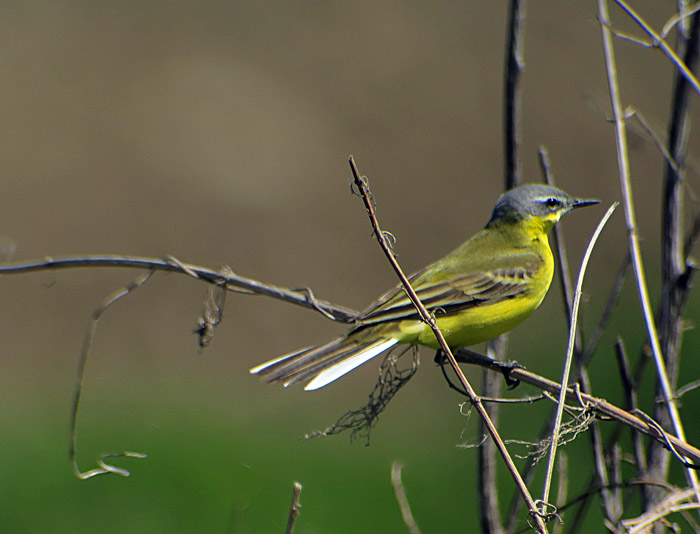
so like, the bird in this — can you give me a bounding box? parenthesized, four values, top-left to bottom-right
(250, 184, 599, 391)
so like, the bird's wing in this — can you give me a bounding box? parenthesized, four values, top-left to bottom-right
(357, 259, 540, 326)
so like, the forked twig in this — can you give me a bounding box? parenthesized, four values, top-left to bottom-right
(607, 0, 700, 96)
(661, 2, 700, 38)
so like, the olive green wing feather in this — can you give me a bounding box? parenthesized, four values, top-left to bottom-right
(356, 255, 542, 326)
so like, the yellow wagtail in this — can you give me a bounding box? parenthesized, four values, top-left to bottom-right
(250, 184, 599, 390)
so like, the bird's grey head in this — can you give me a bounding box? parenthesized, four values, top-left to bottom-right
(487, 184, 598, 226)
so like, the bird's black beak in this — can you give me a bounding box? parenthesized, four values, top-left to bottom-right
(571, 198, 600, 210)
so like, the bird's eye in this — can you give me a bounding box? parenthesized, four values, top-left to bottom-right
(544, 197, 561, 209)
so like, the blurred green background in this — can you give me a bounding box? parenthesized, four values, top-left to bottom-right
(1, 1, 699, 532)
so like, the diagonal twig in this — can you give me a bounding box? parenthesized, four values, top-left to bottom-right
(348, 156, 548, 534)
(610, 0, 700, 96)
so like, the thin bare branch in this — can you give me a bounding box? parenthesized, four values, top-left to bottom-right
(614, 338, 647, 474)
(488, 365, 700, 466)
(662, 2, 700, 38)
(677, 379, 700, 399)
(538, 148, 577, 328)
(504, 0, 527, 188)
(581, 253, 630, 363)
(480, 356, 506, 534)
(623, 107, 681, 177)
(634, 411, 700, 471)
(286, 481, 303, 534)
(684, 211, 700, 257)
(481, 394, 547, 405)
(0, 255, 358, 323)
(391, 462, 422, 534)
(70, 271, 153, 479)
(611, 0, 700, 96)
(621, 487, 700, 533)
(552, 454, 568, 534)
(538, 148, 592, 374)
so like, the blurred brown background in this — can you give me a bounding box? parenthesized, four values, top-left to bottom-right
(1, 1, 697, 532)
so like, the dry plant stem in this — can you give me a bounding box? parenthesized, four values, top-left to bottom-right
(667, 1, 696, 38)
(569, 338, 654, 533)
(481, 340, 507, 534)
(286, 482, 303, 534)
(347, 156, 548, 534)
(650, 5, 700, 515)
(662, 0, 699, 410)
(70, 271, 154, 479)
(611, 444, 623, 525)
(599, 0, 700, 496)
(621, 487, 700, 533)
(504, 0, 526, 188)
(590, 417, 616, 527)
(580, 252, 630, 363)
(391, 462, 422, 534)
(614, 338, 648, 473)
(538, 148, 587, 364)
(591, 408, 623, 528)
(612, 0, 700, 97)
(0, 255, 357, 323)
(539, 203, 618, 513)
(551, 454, 568, 534)
(488, 4, 527, 528)
(623, 108, 681, 177)
(537, 150, 572, 311)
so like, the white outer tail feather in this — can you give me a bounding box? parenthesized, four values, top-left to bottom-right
(302, 338, 399, 390)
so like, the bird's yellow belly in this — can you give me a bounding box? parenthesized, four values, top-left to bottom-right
(398, 291, 547, 349)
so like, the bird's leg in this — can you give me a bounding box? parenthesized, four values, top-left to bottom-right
(434, 348, 524, 389)
(434, 350, 469, 397)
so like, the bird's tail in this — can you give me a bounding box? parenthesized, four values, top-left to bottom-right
(249, 336, 399, 390)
